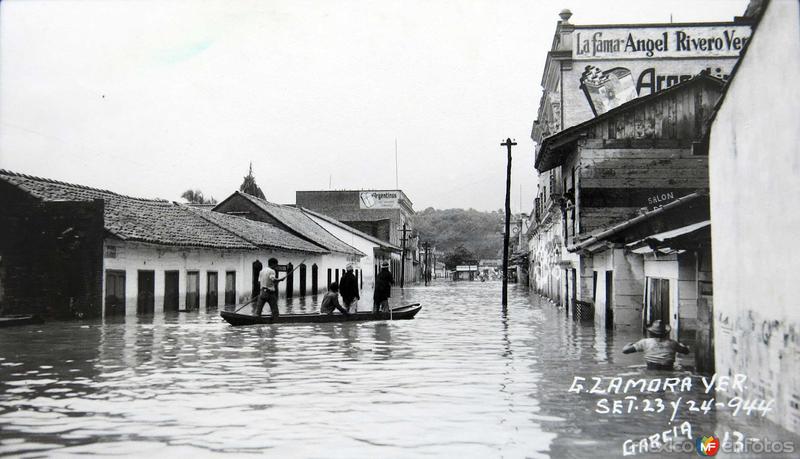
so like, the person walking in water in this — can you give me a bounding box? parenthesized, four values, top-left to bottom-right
(255, 258, 286, 317)
(622, 320, 690, 370)
(373, 261, 394, 313)
(339, 264, 360, 313)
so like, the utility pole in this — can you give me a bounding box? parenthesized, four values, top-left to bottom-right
(398, 223, 412, 288)
(422, 241, 431, 286)
(501, 138, 516, 308)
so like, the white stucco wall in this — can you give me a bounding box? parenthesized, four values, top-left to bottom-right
(102, 240, 334, 315)
(305, 214, 385, 292)
(709, 0, 800, 434)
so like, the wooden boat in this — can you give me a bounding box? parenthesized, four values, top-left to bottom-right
(0, 315, 44, 328)
(220, 303, 422, 326)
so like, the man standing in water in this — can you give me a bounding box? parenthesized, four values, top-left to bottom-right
(255, 258, 286, 317)
(373, 261, 394, 313)
(622, 320, 690, 370)
(339, 264, 360, 313)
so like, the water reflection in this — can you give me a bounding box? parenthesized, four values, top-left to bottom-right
(0, 281, 797, 457)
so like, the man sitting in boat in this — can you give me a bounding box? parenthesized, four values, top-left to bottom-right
(622, 320, 690, 370)
(320, 282, 350, 315)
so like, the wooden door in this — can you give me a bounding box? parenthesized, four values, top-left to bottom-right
(164, 271, 179, 312)
(605, 271, 614, 330)
(225, 271, 236, 306)
(105, 270, 126, 316)
(299, 264, 307, 296)
(185, 271, 199, 311)
(137, 270, 155, 314)
(206, 272, 218, 309)
(285, 263, 294, 298)
(312, 264, 318, 295)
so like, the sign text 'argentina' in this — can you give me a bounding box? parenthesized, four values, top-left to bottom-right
(574, 26, 750, 59)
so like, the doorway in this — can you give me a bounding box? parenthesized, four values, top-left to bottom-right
(164, 271, 179, 312)
(605, 271, 614, 330)
(137, 270, 154, 314)
(312, 264, 319, 295)
(252, 260, 263, 298)
(286, 263, 294, 298)
(186, 271, 199, 311)
(105, 270, 126, 316)
(206, 271, 218, 309)
(299, 264, 307, 296)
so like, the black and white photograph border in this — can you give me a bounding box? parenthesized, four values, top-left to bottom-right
(0, 0, 798, 457)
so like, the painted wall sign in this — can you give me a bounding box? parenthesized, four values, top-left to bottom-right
(456, 265, 478, 272)
(579, 64, 730, 115)
(359, 191, 400, 209)
(573, 26, 751, 60)
(647, 191, 677, 208)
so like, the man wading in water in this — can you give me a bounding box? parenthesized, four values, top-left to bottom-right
(255, 258, 286, 317)
(622, 320, 690, 370)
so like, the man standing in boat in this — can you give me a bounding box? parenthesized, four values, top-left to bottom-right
(255, 258, 285, 317)
(373, 261, 394, 313)
(339, 264, 360, 313)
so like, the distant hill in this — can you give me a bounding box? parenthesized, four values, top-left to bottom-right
(413, 207, 504, 260)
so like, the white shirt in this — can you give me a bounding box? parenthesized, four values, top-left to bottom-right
(258, 266, 277, 291)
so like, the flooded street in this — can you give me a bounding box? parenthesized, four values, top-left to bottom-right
(1, 281, 797, 458)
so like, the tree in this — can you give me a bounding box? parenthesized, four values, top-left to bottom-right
(443, 245, 477, 270)
(240, 162, 266, 199)
(181, 189, 217, 204)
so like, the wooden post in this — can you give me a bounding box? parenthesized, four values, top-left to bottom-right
(398, 223, 411, 288)
(501, 138, 516, 308)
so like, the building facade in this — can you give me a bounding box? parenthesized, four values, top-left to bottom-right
(0, 170, 335, 318)
(707, 0, 800, 434)
(296, 190, 418, 285)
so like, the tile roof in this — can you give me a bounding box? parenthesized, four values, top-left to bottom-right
(187, 206, 328, 253)
(299, 207, 401, 251)
(0, 170, 326, 253)
(227, 191, 365, 256)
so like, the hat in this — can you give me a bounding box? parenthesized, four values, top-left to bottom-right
(647, 320, 671, 336)
(380, 261, 390, 268)
(345, 263, 354, 271)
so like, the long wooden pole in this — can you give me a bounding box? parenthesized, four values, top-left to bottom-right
(501, 138, 516, 308)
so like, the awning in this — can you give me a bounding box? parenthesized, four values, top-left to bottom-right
(628, 220, 711, 254)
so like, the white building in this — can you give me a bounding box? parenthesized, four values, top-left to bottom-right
(299, 207, 401, 292)
(708, 0, 800, 434)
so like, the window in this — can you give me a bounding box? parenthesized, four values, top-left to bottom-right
(327, 268, 332, 290)
(225, 271, 236, 306)
(207, 271, 218, 308)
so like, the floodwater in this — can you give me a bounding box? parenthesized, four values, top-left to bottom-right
(1, 281, 797, 458)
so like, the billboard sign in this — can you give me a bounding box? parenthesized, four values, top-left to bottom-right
(573, 25, 750, 60)
(359, 191, 400, 209)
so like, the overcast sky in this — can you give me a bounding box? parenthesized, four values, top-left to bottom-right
(0, 0, 747, 212)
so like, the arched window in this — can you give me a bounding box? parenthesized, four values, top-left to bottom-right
(299, 264, 307, 296)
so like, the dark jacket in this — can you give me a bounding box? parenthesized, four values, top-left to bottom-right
(373, 268, 394, 303)
(340, 271, 360, 304)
